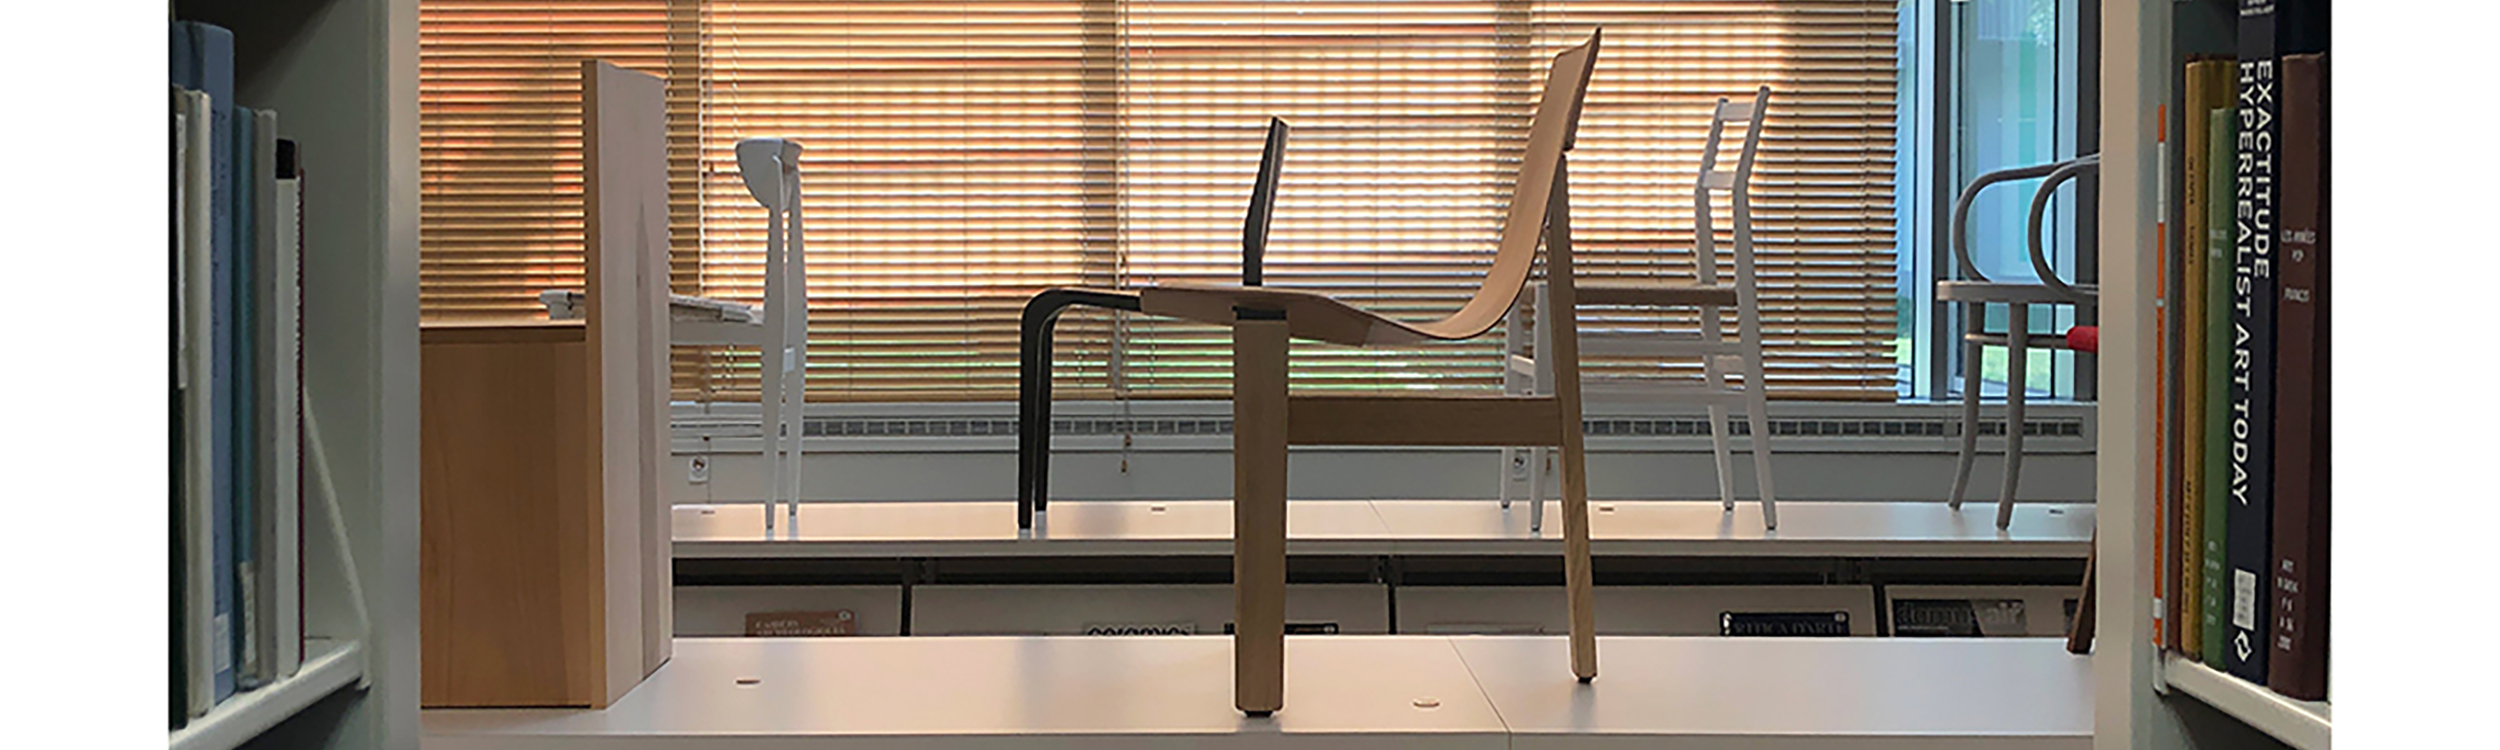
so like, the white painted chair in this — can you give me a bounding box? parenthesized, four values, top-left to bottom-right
(731, 138, 807, 536)
(1503, 86, 1778, 532)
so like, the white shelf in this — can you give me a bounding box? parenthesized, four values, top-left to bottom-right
(2160, 654, 2330, 750)
(170, 639, 366, 750)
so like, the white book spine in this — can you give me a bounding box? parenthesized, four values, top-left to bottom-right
(251, 108, 282, 688)
(180, 89, 219, 718)
(274, 166, 304, 678)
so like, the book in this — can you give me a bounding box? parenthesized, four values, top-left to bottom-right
(2201, 105, 2235, 669)
(2154, 97, 2173, 653)
(251, 107, 288, 687)
(2226, 0, 2329, 685)
(274, 138, 306, 678)
(233, 104, 262, 691)
(175, 86, 220, 719)
(2176, 57, 2233, 661)
(2267, 51, 2328, 702)
(172, 19, 238, 705)
(171, 91, 189, 732)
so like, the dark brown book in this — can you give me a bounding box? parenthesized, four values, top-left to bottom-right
(2267, 51, 2328, 702)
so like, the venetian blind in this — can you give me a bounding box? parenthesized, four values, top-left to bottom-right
(417, 0, 1898, 402)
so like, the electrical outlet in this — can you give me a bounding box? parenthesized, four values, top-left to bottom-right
(689, 455, 710, 484)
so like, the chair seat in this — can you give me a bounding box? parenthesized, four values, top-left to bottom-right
(1563, 279, 1740, 308)
(1935, 280, 2098, 305)
(1138, 283, 1448, 347)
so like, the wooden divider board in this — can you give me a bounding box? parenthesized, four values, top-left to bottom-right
(584, 59, 673, 706)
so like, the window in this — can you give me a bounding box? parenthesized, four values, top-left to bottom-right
(1896, 0, 2091, 402)
(420, 0, 1902, 403)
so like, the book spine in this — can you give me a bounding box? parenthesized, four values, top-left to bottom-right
(252, 107, 285, 687)
(2154, 100, 2172, 652)
(170, 92, 189, 731)
(182, 19, 240, 704)
(2200, 105, 2236, 669)
(2267, 51, 2328, 702)
(232, 105, 263, 690)
(2225, 0, 2281, 683)
(179, 88, 220, 720)
(2176, 60, 2218, 660)
(274, 139, 306, 678)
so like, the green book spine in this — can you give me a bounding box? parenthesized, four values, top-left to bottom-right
(2200, 104, 2236, 667)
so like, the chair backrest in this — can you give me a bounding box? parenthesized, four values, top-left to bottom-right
(736, 138, 806, 337)
(1242, 117, 1291, 286)
(1409, 31, 1602, 342)
(1694, 86, 1770, 293)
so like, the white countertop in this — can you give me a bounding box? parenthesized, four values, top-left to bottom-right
(674, 500, 2094, 559)
(423, 635, 2093, 750)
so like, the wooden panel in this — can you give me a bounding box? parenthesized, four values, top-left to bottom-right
(419, 333, 593, 707)
(1232, 318, 1289, 715)
(584, 59, 674, 708)
(1284, 395, 1561, 447)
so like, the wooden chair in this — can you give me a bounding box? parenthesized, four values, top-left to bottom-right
(1016, 118, 1291, 530)
(1502, 85, 1779, 532)
(1112, 34, 1603, 714)
(1938, 154, 2099, 529)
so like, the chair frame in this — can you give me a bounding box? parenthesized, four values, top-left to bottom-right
(1938, 153, 2099, 529)
(1016, 118, 1291, 530)
(1117, 34, 1604, 714)
(731, 138, 808, 536)
(1502, 85, 1778, 532)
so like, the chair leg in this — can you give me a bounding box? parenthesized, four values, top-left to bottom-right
(1743, 359, 1778, 531)
(761, 333, 785, 535)
(1997, 304, 2029, 530)
(1232, 315, 1289, 716)
(1707, 402, 1736, 513)
(1531, 447, 1548, 534)
(1948, 305, 1985, 511)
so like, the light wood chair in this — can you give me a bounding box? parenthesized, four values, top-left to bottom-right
(1112, 33, 1603, 714)
(1938, 154, 2099, 529)
(1502, 85, 1779, 532)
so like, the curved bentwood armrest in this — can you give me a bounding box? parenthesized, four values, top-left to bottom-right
(1017, 118, 1293, 529)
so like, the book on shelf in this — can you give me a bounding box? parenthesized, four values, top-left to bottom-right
(175, 85, 220, 720)
(2176, 56, 2232, 662)
(274, 138, 307, 678)
(2225, 0, 2328, 685)
(2153, 97, 2171, 653)
(171, 18, 239, 706)
(251, 106, 291, 688)
(233, 103, 262, 690)
(170, 91, 189, 732)
(2267, 51, 2328, 703)
(2200, 104, 2235, 671)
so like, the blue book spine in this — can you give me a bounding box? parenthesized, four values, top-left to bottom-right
(176, 19, 238, 704)
(232, 107, 261, 689)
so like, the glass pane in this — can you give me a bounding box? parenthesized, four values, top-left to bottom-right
(1947, 0, 2073, 401)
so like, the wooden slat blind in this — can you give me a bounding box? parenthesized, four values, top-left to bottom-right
(418, 0, 1897, 402)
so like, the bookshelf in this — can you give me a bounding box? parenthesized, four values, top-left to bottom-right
(169, 0, 419, 748)
(2098, 1, 2329, 749)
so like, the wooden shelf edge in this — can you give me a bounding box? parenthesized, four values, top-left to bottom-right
(2161, 653, 2330, 750)
(170, 639, 366, 750)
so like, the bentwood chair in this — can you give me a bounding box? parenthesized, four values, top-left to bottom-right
(1939, 154, 2099, 529)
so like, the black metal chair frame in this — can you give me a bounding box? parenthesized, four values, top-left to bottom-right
(1017, 118, 1290, 529)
